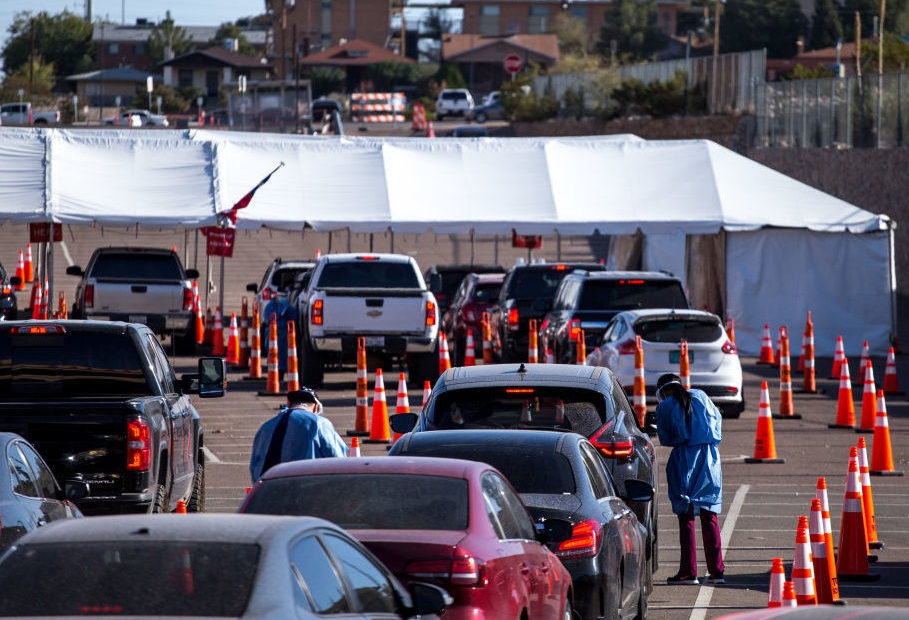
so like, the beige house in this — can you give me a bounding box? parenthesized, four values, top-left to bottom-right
(65, 66, 161, 108)
(159, 47, 274, 105)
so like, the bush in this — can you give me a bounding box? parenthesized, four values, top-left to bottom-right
(610, 69, 701, 118)
(501, 77, 558, 122)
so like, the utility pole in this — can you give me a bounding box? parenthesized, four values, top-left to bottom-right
(29, 17, 36, 96)
(711, 0, 721, 113)
(877, 0, 886, 147)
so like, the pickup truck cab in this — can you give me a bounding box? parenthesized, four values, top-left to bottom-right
(0, 320, 225, 515)
(0, 102, 59, 126)
(67, 247, 199, 353)
(296, 253, 439, 386)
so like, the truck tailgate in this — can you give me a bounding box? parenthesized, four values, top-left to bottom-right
(321, 288, 427, 334)
(91, 279, 186, 314)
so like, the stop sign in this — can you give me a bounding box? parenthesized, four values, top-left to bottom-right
(503, 53, 523, 74)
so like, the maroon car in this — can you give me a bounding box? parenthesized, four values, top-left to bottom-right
(239, 456, 576, 620)
(441, 272, 505, 366)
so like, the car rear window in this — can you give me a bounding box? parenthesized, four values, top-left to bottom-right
(317, 262, 421, 288)
(91, 253, 183, 280)
(244, 474, 468, 530)
(635, 317, 724, 343)
(579, 279, 687, 311)
(507, 268, 577, 300)
(402, 444, 575, 494)
(430, 386, 608, 437)
(0, 331, 148, 397)
(472, 282, 502, 303)
(0, 541, 258, 616)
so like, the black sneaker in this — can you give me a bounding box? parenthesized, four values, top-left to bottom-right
(705, 572, 726, 584)
(666, 574, 700, 585)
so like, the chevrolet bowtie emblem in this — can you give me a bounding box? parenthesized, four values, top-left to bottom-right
(367, 310, 382, 317)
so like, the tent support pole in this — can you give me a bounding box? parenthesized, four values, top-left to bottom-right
(889, 223, 899, 347)
(48, 235, 54, 315)
(556, 231, 561, 261)
(494, 235, 499, 266)
(389, 228, 394, 253)
(369, 233, 374, 253)
(347, 228, 352, 253)
(470, 229, 475, 264)
(205, 253, 212, 312)
(219, 255, 226, 322)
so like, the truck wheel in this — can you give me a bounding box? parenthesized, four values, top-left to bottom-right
(151, 483, 168, 514)
(187, 462, 205, 512)
(300, 342, 324, 388)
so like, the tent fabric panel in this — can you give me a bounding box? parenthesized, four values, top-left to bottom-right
(0, 128, 48, 220)
(725, 229, 892, 357)
(643, 232, 687, 289)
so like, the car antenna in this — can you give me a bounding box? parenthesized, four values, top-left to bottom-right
(518, 363, 527, 374)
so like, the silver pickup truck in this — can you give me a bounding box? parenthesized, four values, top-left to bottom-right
(66, 247, 199, 353)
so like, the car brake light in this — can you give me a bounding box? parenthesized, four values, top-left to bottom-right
(505, 388, 535, 394)
(619, 279, 645, 285)
(311, 299, 323, 325)
(425, 300, 437, 327)
(722, 340, 737, 354)
(10, 325, 66, 334)
(569, 318, 582, 342)
(616, 339, 638, 355)
(508, 307, 519, 326)
(1, 285, 9, 295)
(404, 553, 486, 586)
(590, 425, 635, 459)
(554, 264, 567, 271)
(356, 255, 380, 261)
(126, 419, 151, 471)
(84, 284, 94, 308)
(556, 519, 601, 558)
(540, 318, 549, 331)
(182, 285, 194, 311)
(262, 288, 275, 301)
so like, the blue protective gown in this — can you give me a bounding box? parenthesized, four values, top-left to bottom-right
(249, 406, 348, 482)
(656, 388, 723, 516)
(262, 297, 298, 372)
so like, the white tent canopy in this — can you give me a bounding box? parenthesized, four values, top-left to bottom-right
(0, 127, 893, 356)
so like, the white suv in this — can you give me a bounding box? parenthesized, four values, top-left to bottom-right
(435, 89, 474, 120)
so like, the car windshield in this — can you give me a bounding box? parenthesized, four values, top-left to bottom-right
(508, 268, 576, 300)
(635, 317, 724, 343)
(270, 267, 312, 291)
(472, 282, 502, 303)
(430, 387, 608, 437)
(579, 279, 687, 311)
(0, 541, 258, 616)
(403, 444, 575, 494)
(318, 262, 420, 288)
(245, 474, 469, 530)
(91, 253, 182, 280)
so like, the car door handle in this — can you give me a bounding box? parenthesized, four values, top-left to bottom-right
(520, 563, 531, 575)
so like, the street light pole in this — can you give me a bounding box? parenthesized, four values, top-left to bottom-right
(711, 0, 721, 113)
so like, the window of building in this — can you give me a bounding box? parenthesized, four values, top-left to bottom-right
(479, 5, 500, 36)
(178, 69, 194, 89)
(107, 42, 119, 54)
(133, 43, 146, 55)
(528, 5, 548, 34)
(569, 5, 587, 20)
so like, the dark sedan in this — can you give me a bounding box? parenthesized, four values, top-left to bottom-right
(0, 432, 85, 549)
(390, 429, 651, 620)
(240, 456, 575, 620)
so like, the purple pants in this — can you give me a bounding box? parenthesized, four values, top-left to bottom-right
(678, 506, 725, 577)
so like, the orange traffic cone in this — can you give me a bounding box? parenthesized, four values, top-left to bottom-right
(792, 515, 817, 605)
(175, 500, 187, 514)
(814, 478, 843, 605)
(777, 326, 799, 418)
(758, 324, 776, 365)
(226, 313, 240, 365)
(422, 380, 431, 407)
(575, 329, 587, 365)
(746, 381, 785, 463)
(438, 332, 451, 376)
(858, 340, 871, 384)
(801, 314, 816, 393)
(351, 337, 370, 436)
(14, 250, 26, 290)
(23, 243, 34, 283)
(870, 390, 903, 476)
(781, 581, 798, 607)
(285, 321, 300, 392)
(238, 297, 250, 369)
(394, 372, 410, 441)
(725, 317, 736, 345)
(857, 361, 877, 432)
(767, 557, 786, 608)
(427, 120, 436, 138)
(481, 311, 493, 365)
(829, 355, 856, 429)
(679, 340, 690, 388)
(831, 335, 845, 379)
(528, 319, 539, 363)
(57, 291, 68, 320)
(809, 498, 837, 604)
(365, 369, 391, 444)
(30, 282, 41, 319)
(247, 302, 263, 380)
(856, 437, 881, 550)
(882, 346, 901, 394)
(632, 335, 646, 429)
(261, 316, 281, 395)
(211, 307, 225, 356)
(837, 448, 880, 581)
(193, 282, 205, 345)
(41, 279, 49, 319)
(463, 329, 476, 367)
(349, 436, 361, 457)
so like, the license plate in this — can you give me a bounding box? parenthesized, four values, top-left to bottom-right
(129, 315, 147, 324)
(364, 336, 385, 347)
(669, 350, 694, 363)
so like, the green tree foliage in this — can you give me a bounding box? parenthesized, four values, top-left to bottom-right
(434, 63, 467, 89)
(0, 54, 56, 100)
(421, 9, 456, 63)
(720, 0, 808, 58)
(843, 0, 909, 39)
(2, 10, 93, 80)
(596, 0, 666, 62)
(209, 23, 257, 57)
(551, 13, 589, 57)
(147, 11, 194, 70)
(782, 63, 837, 79)
(500, 75, 558, 121)
(858, 34, 909, 72)
(610, 70, 704, 118)
(310, 67, 346, 97)
(364, 61, 421, 92)
(810, 0, 844, 50)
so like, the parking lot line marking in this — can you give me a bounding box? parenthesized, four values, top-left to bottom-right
(202, 446, 221, 463)
(689, 484, 749, 620)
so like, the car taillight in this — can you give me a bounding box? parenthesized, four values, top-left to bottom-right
(616, 339, 638, 355)
(404, 554, 486, 586)
(722, 340, 737, 354)
(182, 285, 194, 311)
(262, 288, 275, 301)
(311, 299, 323, 325)
(84, 284, 94, 308)
(540, 318, 549, 331)
(507, 307, 519, 327)
(126, 419, 151, 471)
(556, 519, 602, 559)
(590, 425, 635, 459)
(425, 300, 437, 327)
(569, 318, 582, 342)
(1, 285, 9, 295)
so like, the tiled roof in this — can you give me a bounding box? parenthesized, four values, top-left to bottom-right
(160, 46, 270, 69)
(442, 34, 559, 62)
(300, 39, 415, 66)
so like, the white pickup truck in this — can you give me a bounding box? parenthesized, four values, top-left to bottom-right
(295, 253, 439, 386)
(0, 102, 60, 125)
(66, 247, 200, 353)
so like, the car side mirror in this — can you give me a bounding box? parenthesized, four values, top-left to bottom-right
(622, 478, 655, 503)
(9, 276, 21, 287)
(184, 357, 228, 398)
(535, 517, 573, 544)
(66, 265, 83, 277)
(407, 582, 452, 616)
(185, 268, 200, 280)
(246, 283, 258, 292)
(390, 413, 418, 434)
(63, 478, 91, 501)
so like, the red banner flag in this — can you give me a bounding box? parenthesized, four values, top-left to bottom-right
(219, 161, 285, 225)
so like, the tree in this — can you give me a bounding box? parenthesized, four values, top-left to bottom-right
(596, 0, 666, 62)
(209, 23, 257, 57)
(2, 10, 93, 81)
(147, 11, 194, 70)
(810, 0, 844, 50)
(550, 13, 589, 57)
(0, 54, 56, 101)
(843, 0, 909, 39)
(719, 0, 808, 59)
(421, 9, 456, 63)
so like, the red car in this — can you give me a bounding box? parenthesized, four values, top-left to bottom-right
(239, 456, 576, 620)
(441, 272, 505, 365)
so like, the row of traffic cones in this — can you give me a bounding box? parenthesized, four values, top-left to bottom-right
(11, 244, 34, 291)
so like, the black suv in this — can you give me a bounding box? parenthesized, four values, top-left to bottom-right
(488, 262, 605, 362)
(541, 270, 689, 364)
(0, 261, 19, 320)
(424, 263, 505, 314)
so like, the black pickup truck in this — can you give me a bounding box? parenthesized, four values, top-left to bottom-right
(0, 320, 225, 515)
